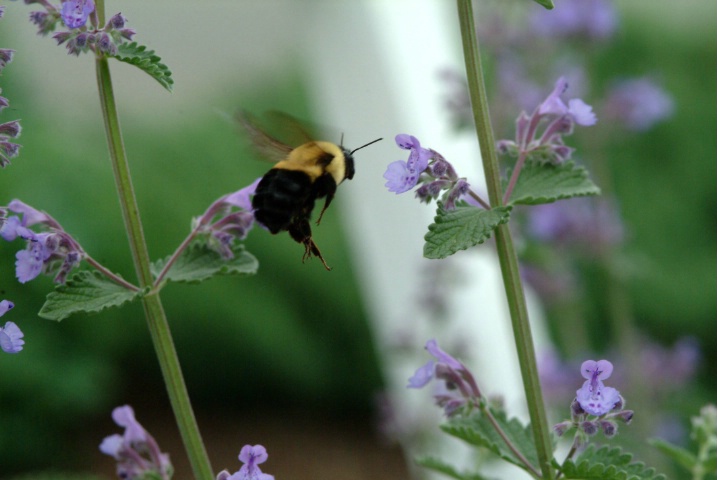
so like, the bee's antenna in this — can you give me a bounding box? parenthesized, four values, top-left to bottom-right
(350, 137, 383, 155)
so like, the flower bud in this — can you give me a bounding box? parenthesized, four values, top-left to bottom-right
(580, 420, 598, 436)
(600, 420, 617, 437)
(107, 13, 126, 30)
(552, 421, 572, 437)
(613, 410, 634, 424)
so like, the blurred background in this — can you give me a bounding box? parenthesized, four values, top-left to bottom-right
(0, 1, 714, 479)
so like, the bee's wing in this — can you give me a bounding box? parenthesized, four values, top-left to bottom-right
(264, 110, 318, 146)
(236, 110, 294, 163)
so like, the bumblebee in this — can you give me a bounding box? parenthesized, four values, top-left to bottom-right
(238, 112, 381, 270)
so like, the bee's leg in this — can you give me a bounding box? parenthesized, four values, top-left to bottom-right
(306, 238, 331, 270)
(316, 193, 334, 225)
(288, 220, 331, 270)
(313, 175, 338, 225)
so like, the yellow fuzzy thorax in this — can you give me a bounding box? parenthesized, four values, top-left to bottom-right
(274, 141, 347, 185)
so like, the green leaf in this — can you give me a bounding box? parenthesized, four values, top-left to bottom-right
(416, 456, 494, 480)
(424, 204, 512, 259)
(532, 0, 555, 9)
(506, 160, 600, 206)
(39, 271, 145, 321)
(441, 409, 539, 473)
(151, 242, 258, 284)
(112, 42, 174, 92)
(560, 445, 667, 480)
(648, 438, 697, 471)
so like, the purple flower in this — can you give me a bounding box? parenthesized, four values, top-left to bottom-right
(407, 339, 480, 416)
(603, 77, 675, 131)
(575, 359, 621, 416)
(527, 196, 625, 250)
(1, 200, 84, 283)
(530, 0, 618, 40)
(15, 238, 50, 283)
(223, 445, 274, 480)
(223, 177, 261, 212)
(60, 0, 95, 29)
(0, 116, 21, 168)
(407, 359, 435, 388)
(539, 77, 596, 126)
(0, 321, 24, 354)
(196, 179, 260, 258)
(100, 405, 172, 480)
(384, 159, 420, 194)
(384, 134, 431, 194)
(0, 300, 24, 354)
(0, 49, 14, 74)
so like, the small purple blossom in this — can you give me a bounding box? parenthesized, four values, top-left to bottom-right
(530, 0, 618, 40)
(384, 136, 481, 209)
(603, 77, 675, 131)
(0, 71, 21, 168)
(384, 134, 431, 194)
(407, 339, 480, 416)
(100, 405, 172, 480)
(195, 179, 260, 259)
(60, 0, 95, 29)
(526, 197, 625, 250)
(0, 49, 15, 74)
(218, 445, 274, 480)
(0, 300, 24, 354)
(539, 77, 596, 126)
(0, 199, 84, 283)
(499, 77, 597, 180)
(223, 178, 261, 212)
(575, 359, 621, 416)
(384, 159, 419, 194)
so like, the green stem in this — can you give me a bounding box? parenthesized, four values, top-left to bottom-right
(456, 1, 554, 478)
(94, 18, 213, 480)
(482, 404, 541, 478)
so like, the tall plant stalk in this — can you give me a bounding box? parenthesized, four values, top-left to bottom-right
(93, 2, 213, 478)
(456, 1, 555, 477)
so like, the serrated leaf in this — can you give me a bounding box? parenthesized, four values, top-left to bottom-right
(648, 438, 697, 471)
(506, 160, 600, 205)
(39, 271, 145, 321)
(112, 42, 174, 92)
(424, 204, 511, 259)
(416, 456, 493, 480)
(560, 445, 667, 480)
(441, 409, 539, 473)
(151, 242, 258, 284)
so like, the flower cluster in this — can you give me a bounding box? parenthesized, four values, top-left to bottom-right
(526, 196, 625, 251)
(0, 299, 24, 354)
(603, 77, 675, 132)
(384, 135, 476, 210)
(0, 7, 22, 168)
(498, 77, 596, 165)
(99, 405, 173, 480)
(553, 359, 633, 439)
(529, 0, 618, 41)
(0, 199, 84, 283)
(407, 339, 481, 416)
(28, 1, 136, 56)
(216, 445, 275, 480)
(194, 179, 260, 259)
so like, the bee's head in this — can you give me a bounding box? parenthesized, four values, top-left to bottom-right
(341, 147, 356, 180)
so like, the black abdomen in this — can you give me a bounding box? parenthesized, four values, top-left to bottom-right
(252, 169, 314, 234)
